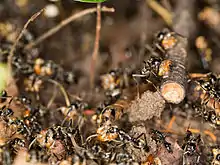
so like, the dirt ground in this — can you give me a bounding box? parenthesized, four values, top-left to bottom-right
(0, 0, 219, 165)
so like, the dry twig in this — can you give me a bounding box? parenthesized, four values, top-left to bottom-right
(8, 8, 44, 74)
(90, 3, 101, 89)
(146, 0, 172, 26)
(24, 6, 114, 50)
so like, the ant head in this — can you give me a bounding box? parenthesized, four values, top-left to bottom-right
(156, 29, 170, 43)
(151, 57, 162, 68)
(91, 143, 102, 153)
(209, 112, 217, 123)
(109, 126, 118, 133)
(141, 61, 150, 75)
(45, 129, 54, 140)
(201, 81, 211, 91)
(216, 153, 220, 161)
(35, 58, 44, 65)
(0, 90, 8, 103)
(185, 130, 192, 138)
(70, 102, 79, 110)
(109, 69, 121, 78)
(64, 71, 77, 84)
(5, 108, 14, 116)
(156, 32, 166, 43)
(209, 74, 217, 85)
(197, 79, 211, 91)
(20, 95, 31, 105)
(1, 90, 7, 97)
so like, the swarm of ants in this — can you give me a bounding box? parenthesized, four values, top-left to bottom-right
(0, 0, 219, 165)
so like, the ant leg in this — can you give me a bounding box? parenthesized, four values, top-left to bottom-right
(73, 126, 84, 145)
(134, 133, 149, 151)
(144, 79, 162, 99)
(132, 74, 159, 93)
(61, 117, 68, 126)
(201, 93, 211, 121)
(84, 134, 98, 146)
(145, 44, 160, 57)
(29, 137, 38, 149)
(112, 138, 121, 143)
(67, 119, 73, 128)
(77, 116, 84, 130)
(134, 133, 145, 140)
(150, 70, 158, 78)
(132, 74, 143, 99)
(213, 97, 220, 109)
(201, 93, 209, 106)
(47, 85, 58, 108)
(47, 79, 70, 107)
(182, 153, 186, 165)
(6, 96, 14, 108)
(36, 92, 40, 101)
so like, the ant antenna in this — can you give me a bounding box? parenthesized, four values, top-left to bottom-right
(132, 75, 141, 99)
(29, 137, 38, 150)
(47, 79, 70, 107)
(61, 116, 69, 126)
(47, 85, 58, 108)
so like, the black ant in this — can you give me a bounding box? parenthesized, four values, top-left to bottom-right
(33, 58, 77, 84)
(33, 58, 57, 77)
(133, 56, 162, 81)
(195, 73, 220, 106)
(192, 104, 220, 126)
(154, 28, 179, 52)
(12, 54, 34, 75)
(189, 73, 220, 126)
(15, 95, 32, 106)
(88, 143, 112, 161)
(1, 107, 38, 139)
(58, 99, 89, 127)
(150, 129, 173, 153)
(182, 130, 202, 165)
(0, 106, 14, 119)
(0, 92, 42, 137)
(0, 90, 9, 103)
(97, 98, 129, 126)
(30, 125, 76, 155)
(93, 125, 149, 152)
(100, 69, 122, 91)
(0, 94, 14, 121)
(211, 147, 220, 164)
(9, 137, 26, 153)
(100, 67, 134, 95)
(24, 74, 43, 93)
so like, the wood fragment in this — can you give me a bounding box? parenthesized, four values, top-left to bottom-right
(160, 33, 188, 104)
